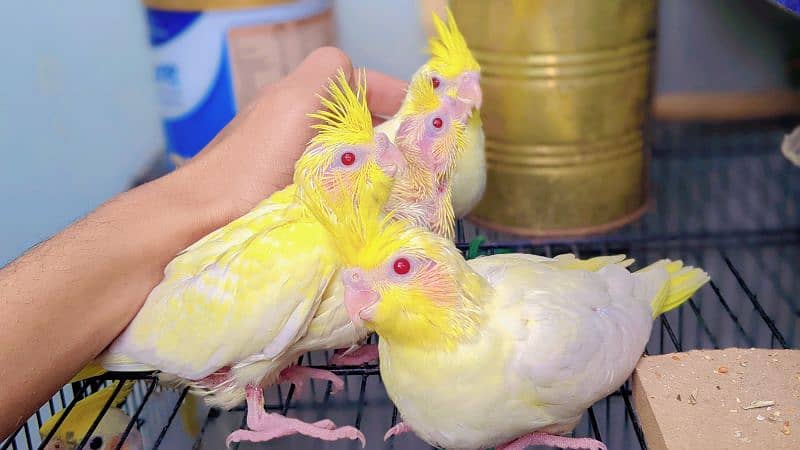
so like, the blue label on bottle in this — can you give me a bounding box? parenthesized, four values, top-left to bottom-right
(146, 9, 201, 46)
(146, 8, 237, 159)
(144, 0, 331, 160)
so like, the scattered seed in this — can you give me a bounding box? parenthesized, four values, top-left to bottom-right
(734, 431, 743, 438)
(716, 385, 721, 390)
(703, 355, 712, 360)
(718, 366, 729, 374)
(730, 409, 738, 413)
(689, 389, 698, 405)
(671, 355, 680, 361)
(676, 394, 682, 402)
(782, 421, 791, 435)
(740, 361, 748, 367)
(757, 415, 766, 421)
(743, 400, 776, 410)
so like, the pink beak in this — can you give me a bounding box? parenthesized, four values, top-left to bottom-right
(342, 268, 379, 326)
(375, 132, 405, 177)
(445, 97, 472, 126)
(457, 71, 482, 111)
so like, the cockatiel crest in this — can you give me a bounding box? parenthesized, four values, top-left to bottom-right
(399, 68, 444, 118)
(296, 69, 374, 176)
(308, 69, 373, 150)
(296, 69, 401, 207)
(428, 8, 480, 78)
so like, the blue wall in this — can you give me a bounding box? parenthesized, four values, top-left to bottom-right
(0, 0, 163, 265)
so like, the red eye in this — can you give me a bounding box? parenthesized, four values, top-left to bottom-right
(432, 117, 443, 129)
(432, 77, 440, 88)
(393, 258, 411, 275)
(341, 151, 356, 166)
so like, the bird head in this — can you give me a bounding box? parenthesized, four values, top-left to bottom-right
(322, 203, 487, 350)
(395, 71, 468, 177)
(295, 70, 405, 209)
(426, 8, 482, 111)
(40, 381, 143, 450)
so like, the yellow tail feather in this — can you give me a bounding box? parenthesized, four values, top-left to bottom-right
(644, 259, 710, 318)
(179, 394, 202, 438)
(69, 361, 107, 383)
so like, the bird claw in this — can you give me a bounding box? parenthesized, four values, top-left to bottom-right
(330, 344, 379, 366)
(383, 421, 411, 441)
(497, 432, 607, 450)
(226, 390, 364, 448)
(279, 366, 345, 394)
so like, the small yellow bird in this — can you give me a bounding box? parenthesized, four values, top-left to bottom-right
(39, 381, 142, 450)
(329, 208, 709, 450)
(383, 70, 469, 240)
(376, 8, 484, 219)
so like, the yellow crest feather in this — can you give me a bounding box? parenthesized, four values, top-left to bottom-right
(304, 182, 452, 272)
(428, 7, 480, 78)
(301, 179, 405, 267)
(400, 70, 442, 117)
(39, 380, 135, 441)
(308, 69, 373, 149)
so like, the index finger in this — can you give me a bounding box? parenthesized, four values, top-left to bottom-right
(361, 69, 407, 120)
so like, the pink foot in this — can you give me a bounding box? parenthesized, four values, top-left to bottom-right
(330, 344, 379, 366)
(279, 366, 344, 395)
(497, 432, 607, 450)
(225, 386, 364, 447)
(383, 421, 411, 441)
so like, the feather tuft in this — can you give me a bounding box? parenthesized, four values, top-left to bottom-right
(427, 7, 480, 78)
(307, 69, 373, 149)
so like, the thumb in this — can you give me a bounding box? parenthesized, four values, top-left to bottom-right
(280, 46, 354, 96)
(184, 47, 355, 217)
(268, 46, 355, 141)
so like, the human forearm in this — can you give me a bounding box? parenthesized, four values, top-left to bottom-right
(0, 168, 229, 438)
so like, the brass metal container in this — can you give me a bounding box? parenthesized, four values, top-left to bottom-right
(451, 0, 657, 237)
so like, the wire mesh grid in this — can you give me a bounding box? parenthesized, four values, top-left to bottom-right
(3, 120, 799, 450)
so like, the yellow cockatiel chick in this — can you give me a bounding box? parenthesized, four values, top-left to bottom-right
(383, 70, 469, 241)
(39, 381, 142, 450)
(330, 208, 710, 450)
(376, 8, 484, 220)
(74, 71, 404, 447)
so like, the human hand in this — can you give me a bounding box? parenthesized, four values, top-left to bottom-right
(173, 46, 407, 227)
